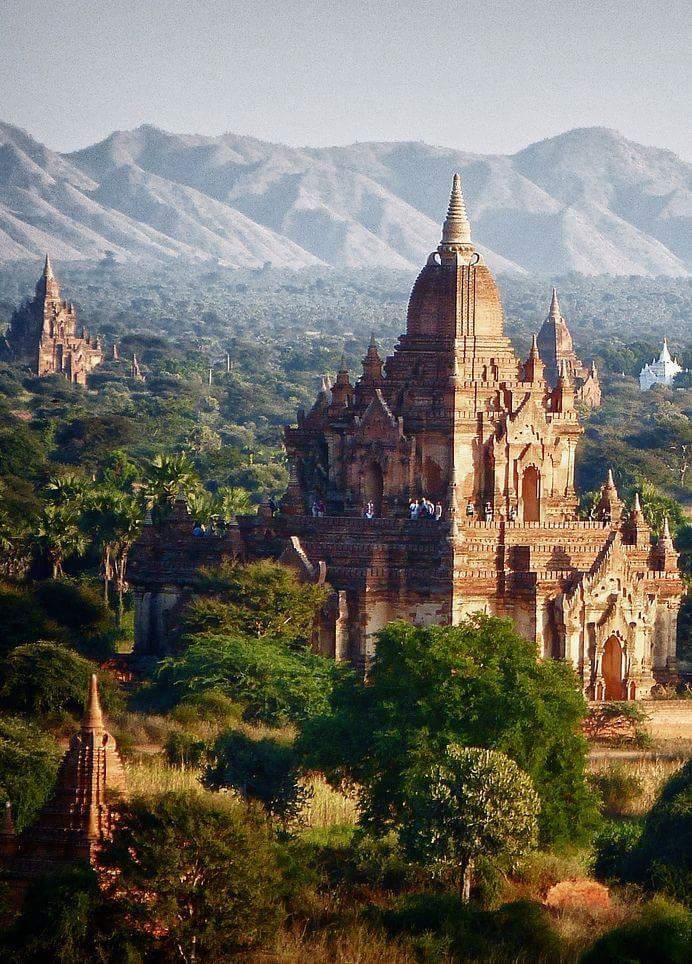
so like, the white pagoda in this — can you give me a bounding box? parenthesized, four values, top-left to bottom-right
(639, 339, 683, 390)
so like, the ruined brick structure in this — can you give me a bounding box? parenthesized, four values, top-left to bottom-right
(3, 255, 103, 384)
(536, 288, 601, 408)
(0, 675, 127, 881)
(129, 176, 683, 700)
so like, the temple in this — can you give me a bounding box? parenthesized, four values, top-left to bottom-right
(639, 338, 684, 390)
(128, 176, 684, 700)
(0, 675, 127, 881)
(536, 288, 601, 407)
(3, 255, 103, 384)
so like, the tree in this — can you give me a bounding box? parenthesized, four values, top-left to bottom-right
(0, 715, 60, 831)
(204, 731, 310, 828)
(32, 502, 87, 578)
(298, 616, 598, 845)
(0, 642, 119, 718)
(81, 488, 141, 622)
(142, 452, 199, 514)
(400, 746, 540, 901)
(157, 633, 338, 726)
(216, 485, 253, 517)
(100, 791, 284, 962)
(184, 560, 328, 648)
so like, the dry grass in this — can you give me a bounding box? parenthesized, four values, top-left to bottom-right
(254, 922, 420, 964)
(589, 757, 685, 815)
(125, 757, 206, 797)
(301, 775, 359, 829)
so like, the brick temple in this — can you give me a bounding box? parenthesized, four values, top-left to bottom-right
(129, 176, 683, 700)
(537, 288, 601, 408)
(0, 675, 127, 883)
(3, 255, 103, 384)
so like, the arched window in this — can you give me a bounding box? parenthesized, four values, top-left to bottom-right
(603, 635, 625, 701)
(522, 466, 540, 522)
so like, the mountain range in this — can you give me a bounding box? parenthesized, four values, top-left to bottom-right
(0, 121, 689, 276)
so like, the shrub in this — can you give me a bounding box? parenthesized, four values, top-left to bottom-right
(163, 729, 208, 770)
(205, 730, 310, 827)
(0, 716, 61, 831)
(591, 765, 643, 816)
(170, 688, 241, 726)
(629, 759, 691, 903)
(183, 559, 329, 647)
(593, 818, 643, 880)
(100, 791, 285, 960)
(157, 633, 340, 726)
(380, 894, 563, 962)
(33, 579, 111, 639)
(0, 582, 59, 655)
(0, 642, 121, 719)
(581, 897, 691, 963)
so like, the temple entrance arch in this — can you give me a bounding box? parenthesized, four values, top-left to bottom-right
(603, 635, 625, 700)
(522, 466, 541, 522)
(363, 461, 384, 515)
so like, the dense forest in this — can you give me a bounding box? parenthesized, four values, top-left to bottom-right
(0, 263, 689, 961)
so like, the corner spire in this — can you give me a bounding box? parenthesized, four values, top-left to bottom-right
(440, 173, 472, 246)
(82, 674, 104, 733)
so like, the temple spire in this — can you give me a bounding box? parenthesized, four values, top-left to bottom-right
(440, 173, 472, 246)
(549, 286, 561, 318)
(82, 674, 104, 734)
(44, 253, 55, 281)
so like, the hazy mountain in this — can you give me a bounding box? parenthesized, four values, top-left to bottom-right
(0, 120, 689, 276)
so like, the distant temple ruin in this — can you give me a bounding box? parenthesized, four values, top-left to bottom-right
(3, 255, 103, 384)
(129, 176, 683, 701)
(0, 675, 127, 882)
(536, 288, 601, 408)
(639, 338, 684, 390)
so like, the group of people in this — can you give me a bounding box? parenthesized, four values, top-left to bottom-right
(191, 517, 231, 537)
(409, 498, 443, 521)
(465, 500, 518, 523)
(310, 499, 327, 518)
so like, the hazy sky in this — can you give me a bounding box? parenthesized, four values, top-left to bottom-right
(3, 0, 690, 157)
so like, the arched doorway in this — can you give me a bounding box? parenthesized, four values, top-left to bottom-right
(603, 635, 625, 701)
(522, 466, 540, 522)
(363, 462, 384, 516)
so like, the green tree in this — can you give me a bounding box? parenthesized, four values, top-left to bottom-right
(184, 560, 328, 648)
(581, 897, 691, 964)
(0, 642, 119, 718)
(0, 715, 60, 831)
(82, 489, 141, 622)
(299, 616, 598, 845)
(400, 746, 540, 901)
(100, 791, 284, 962)
(204, 731, 310, 828)
(142, 452, 199, 513)
(157, 633, 338, 726)
(32, 502, 87, 578)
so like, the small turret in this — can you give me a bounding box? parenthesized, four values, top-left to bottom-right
(523, 334, 545, 383)
(330, 355, 353, 411)
(361, 333, 383, 383)
(653, 516, 679, 572)
(83, 673, 105, 734)
(596, 468, 622, 523)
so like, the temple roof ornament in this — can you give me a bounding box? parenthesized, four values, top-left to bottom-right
(440, 173, 472, 246)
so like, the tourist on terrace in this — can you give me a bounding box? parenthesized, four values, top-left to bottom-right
(409, 499, 420, 519)
(435, 502, 443, 521)
(466, 501, 475, 518)
(509, 506, 517, 522)
(192, 522, 204, 537)
(364, 501, 375, 520)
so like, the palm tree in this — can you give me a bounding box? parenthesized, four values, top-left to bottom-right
(142, 453, 199, 514)
(82, 488, 143, 622)
(33, 503, 87, 578)
(216, 485, 253, 519)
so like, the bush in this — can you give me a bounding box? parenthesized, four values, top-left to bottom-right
(33, 579, 111, 639)
(0, 642, 121, 719)
(157, 633, 341, 726)
(380, 894, 563, 962)
(0, 582, 59, 655)
(581, 897, 691, 963)
(591, 765, 643, 816)
(164, 729, 208, 770)
(170, 688, 241, 726)
(593, 818, 643, 880)
(0, 716, 61, 831)
(629, 759, 691, 903)
(183, 559, 329, 647)
(205, 730, 310, 827)
(100, 791, 285, 960)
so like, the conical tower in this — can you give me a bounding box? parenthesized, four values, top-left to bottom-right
(19, 674, 127, 869)
(536, 287, 584, 388)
